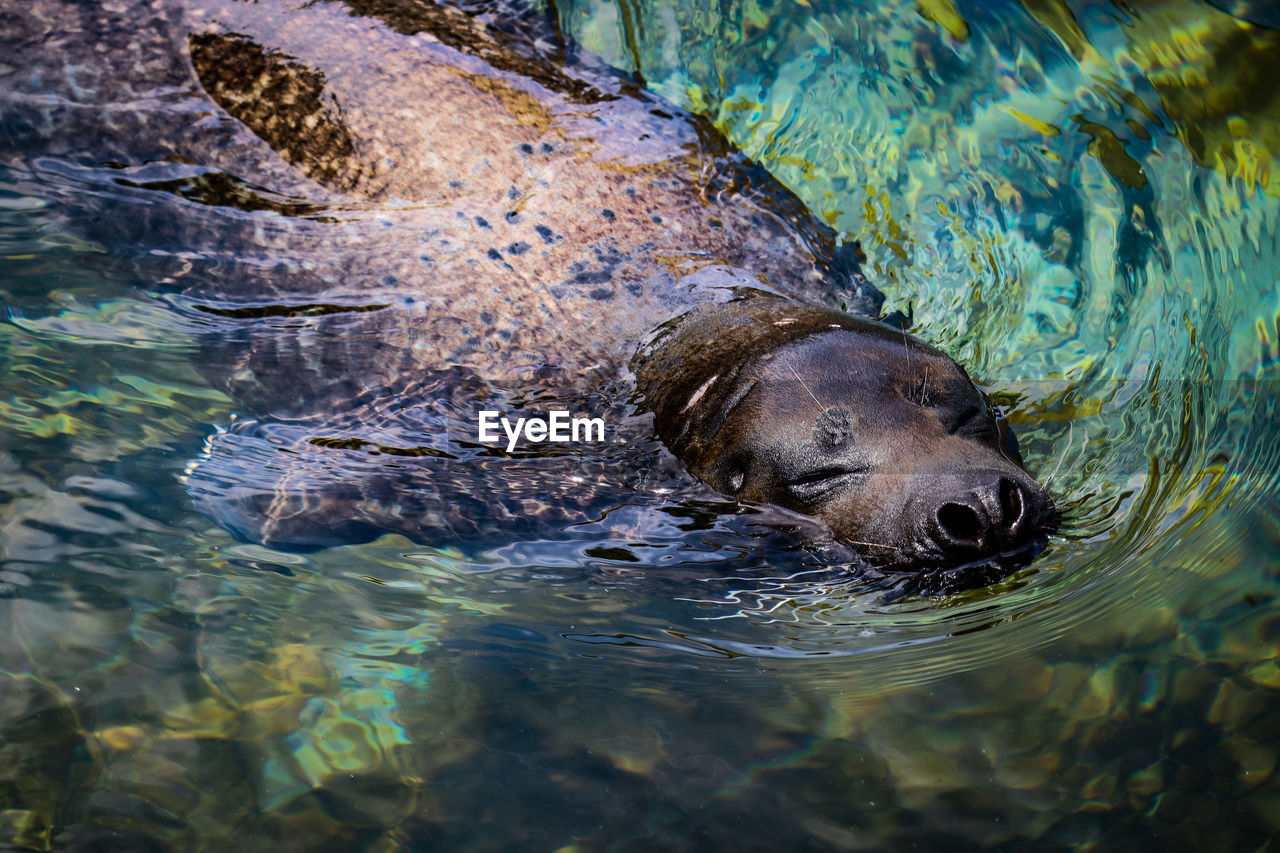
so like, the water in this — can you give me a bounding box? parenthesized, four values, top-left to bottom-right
(2, 0, 1279, 849)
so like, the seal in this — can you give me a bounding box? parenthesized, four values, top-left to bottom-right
(0, 0, 1056, 585)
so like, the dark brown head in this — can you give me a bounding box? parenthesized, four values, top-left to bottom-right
(633, 296, 1057, 585)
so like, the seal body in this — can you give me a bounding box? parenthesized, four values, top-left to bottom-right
(1, 0, 874, 414)
(0, 0, 1055, 580)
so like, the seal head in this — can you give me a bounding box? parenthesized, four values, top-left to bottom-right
(634, 296, 1057, 585)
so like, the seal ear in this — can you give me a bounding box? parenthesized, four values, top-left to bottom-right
(718, 452, 751, 496)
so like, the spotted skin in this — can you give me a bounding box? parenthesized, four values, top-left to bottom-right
(0, 0, 884, 550)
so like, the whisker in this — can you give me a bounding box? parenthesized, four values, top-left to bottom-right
(901, 325, 912, 390)
(1043, 421, 1075, 491)
(843, 539, 898, 550)
(788, 363, 824, 412)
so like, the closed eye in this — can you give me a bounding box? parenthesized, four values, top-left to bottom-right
(787, 467, 867, 504)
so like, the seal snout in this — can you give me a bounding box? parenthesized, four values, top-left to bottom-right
(919, 470, 1054, 562)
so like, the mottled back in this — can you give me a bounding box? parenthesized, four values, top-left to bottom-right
(0, 0, 878, 548)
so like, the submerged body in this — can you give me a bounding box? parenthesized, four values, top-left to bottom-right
(1, 0, 1054, 585)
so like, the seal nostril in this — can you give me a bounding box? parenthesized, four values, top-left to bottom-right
(999, 477, 1026, 533)
(937, 501, 985, 548)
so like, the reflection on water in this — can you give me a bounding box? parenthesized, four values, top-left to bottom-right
(2, 0, 1279, 848)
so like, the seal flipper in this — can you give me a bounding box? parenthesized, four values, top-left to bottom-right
(184, 418, 413, 549)
(188, 33, 367, 195)
(184, 415, 639, 551)
(185, 0, 611, 204)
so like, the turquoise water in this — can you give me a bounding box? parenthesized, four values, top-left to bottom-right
(2, 0, 1279, 848)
